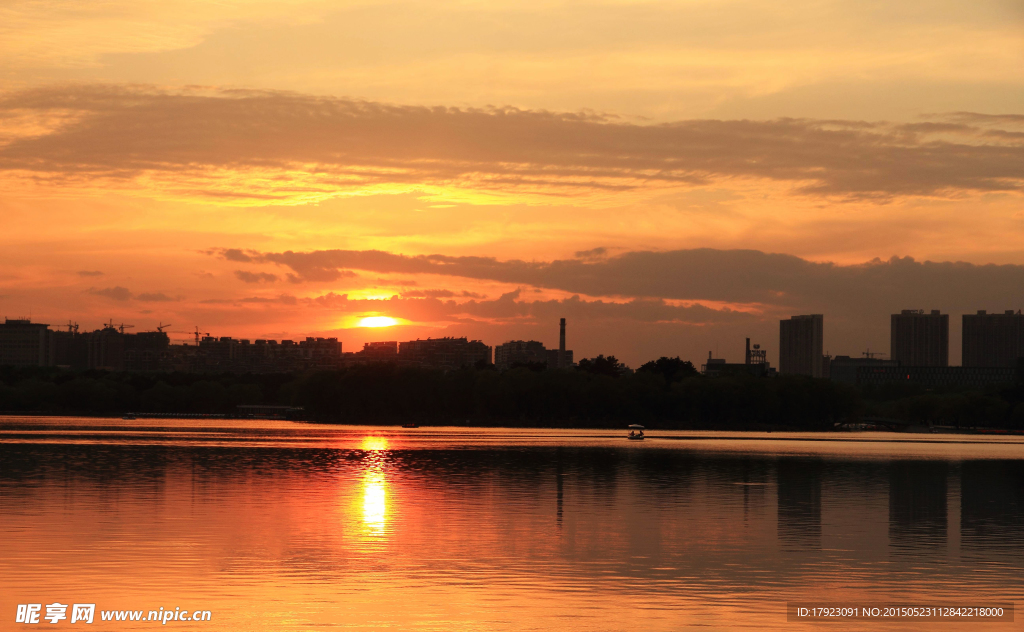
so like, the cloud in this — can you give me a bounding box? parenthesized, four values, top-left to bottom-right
(1, 85, 1021, 203)
(232, 247, 1024, 320)
(378, 278, 418, 286)
(235, 270, 278, 283)
(87, 286, 177, 302)
(574, 247, 608, 260)
(202, 294, 298, 305)
(135, 292, 177, 302)
(87, 286, 132, 301)
(76, 270, 103, 277)
(216, 248, 258, 262)
(401, 289, 486, 299)
(240, 294, 298, 305)
(306, 290, 742, 326)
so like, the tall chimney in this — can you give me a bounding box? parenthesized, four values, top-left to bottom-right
(745, 337, 751, 364)
(558, 318, 566, 368)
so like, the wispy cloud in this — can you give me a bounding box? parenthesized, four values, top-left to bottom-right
(306, 289, 743, 326)
(401, 289, 486, 299)
(235, 270, 278, 283)
(2, 85, 1021, 204)
(135, 292, 177, 302)
(87, 286, 178, 302)
(87, 286, 132, 301)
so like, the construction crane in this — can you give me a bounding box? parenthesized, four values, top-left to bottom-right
(66, 320, 79, 334)
(104, 319, 135, 334)
(156, 322, 172, 332)
(862, 349, 888, 359)
(192, 326, 210, 346)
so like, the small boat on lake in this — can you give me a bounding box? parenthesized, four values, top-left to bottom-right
(627, 424, 645, 440)
(122, 413, 136, 420)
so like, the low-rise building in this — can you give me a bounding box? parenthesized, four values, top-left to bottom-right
(399, 337, 491, 370)
(358, 341, 398, 362)
(495, 340, 547, 370)
(856, 365, 1016, 388)
(828, 355, 899, 385)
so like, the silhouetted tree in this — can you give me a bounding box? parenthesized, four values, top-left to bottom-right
(4, 360, 1023, 430)
(638, 356, 699, 384)
(509, 361, 547, 372)
(576, 355, 624, 378)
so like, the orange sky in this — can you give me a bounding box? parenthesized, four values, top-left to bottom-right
(1, 0, 1023, 366)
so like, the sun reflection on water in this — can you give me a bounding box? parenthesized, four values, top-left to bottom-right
(360, 436, 390, 537)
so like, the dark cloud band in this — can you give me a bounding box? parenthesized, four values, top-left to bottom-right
(2, 85, 1021, 200)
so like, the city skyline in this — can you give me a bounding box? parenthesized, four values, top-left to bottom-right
(4, 304, 1023, 373)
(2, 0, 1023, 369)
(5, 258, 1024, 367)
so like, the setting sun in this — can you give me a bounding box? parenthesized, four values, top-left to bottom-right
(358, 316, 398, 328)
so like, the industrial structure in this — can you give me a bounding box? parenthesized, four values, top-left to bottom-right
(558, 317, 567, 369)
(700, 337, 774, 377)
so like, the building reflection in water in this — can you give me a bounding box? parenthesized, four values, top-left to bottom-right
(961, 460, 1024, 555)
(776, 458, 823, 549)
(888, 460, 947, 552)
(360, 436, 390, 538)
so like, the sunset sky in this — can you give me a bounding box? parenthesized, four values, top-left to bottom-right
(1, 0, 1023, 366)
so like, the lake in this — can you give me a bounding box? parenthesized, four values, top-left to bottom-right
(1, 417, 1022, 630)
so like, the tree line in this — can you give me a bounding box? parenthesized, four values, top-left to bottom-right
(1, 357, 1022, 429)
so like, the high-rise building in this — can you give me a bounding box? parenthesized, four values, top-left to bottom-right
(86, 325, 127, 371)
(0, 319, 54, 366)
(779, 314, 824, 377)
(891, 309, 948, 367)
(124, 331, 170, 372)
(962, 310, 1024, 368)
(52, 328, 88, 369)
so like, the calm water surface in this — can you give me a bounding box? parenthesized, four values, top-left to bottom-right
(1, 417, 1023, 631)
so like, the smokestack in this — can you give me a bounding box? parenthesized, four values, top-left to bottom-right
(745, 337, 751, 364)
(558, 318, 566, 368)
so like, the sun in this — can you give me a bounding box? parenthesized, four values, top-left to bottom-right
(358, 316, 398, 328)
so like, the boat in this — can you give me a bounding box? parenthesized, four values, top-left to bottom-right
(122, 413, 136, 420)
(627, 424, 645, 440)
(402, 423, 419, 429)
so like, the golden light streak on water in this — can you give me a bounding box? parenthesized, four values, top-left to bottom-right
(360, 436, 389, 537)
(361, 471, 387, 535)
